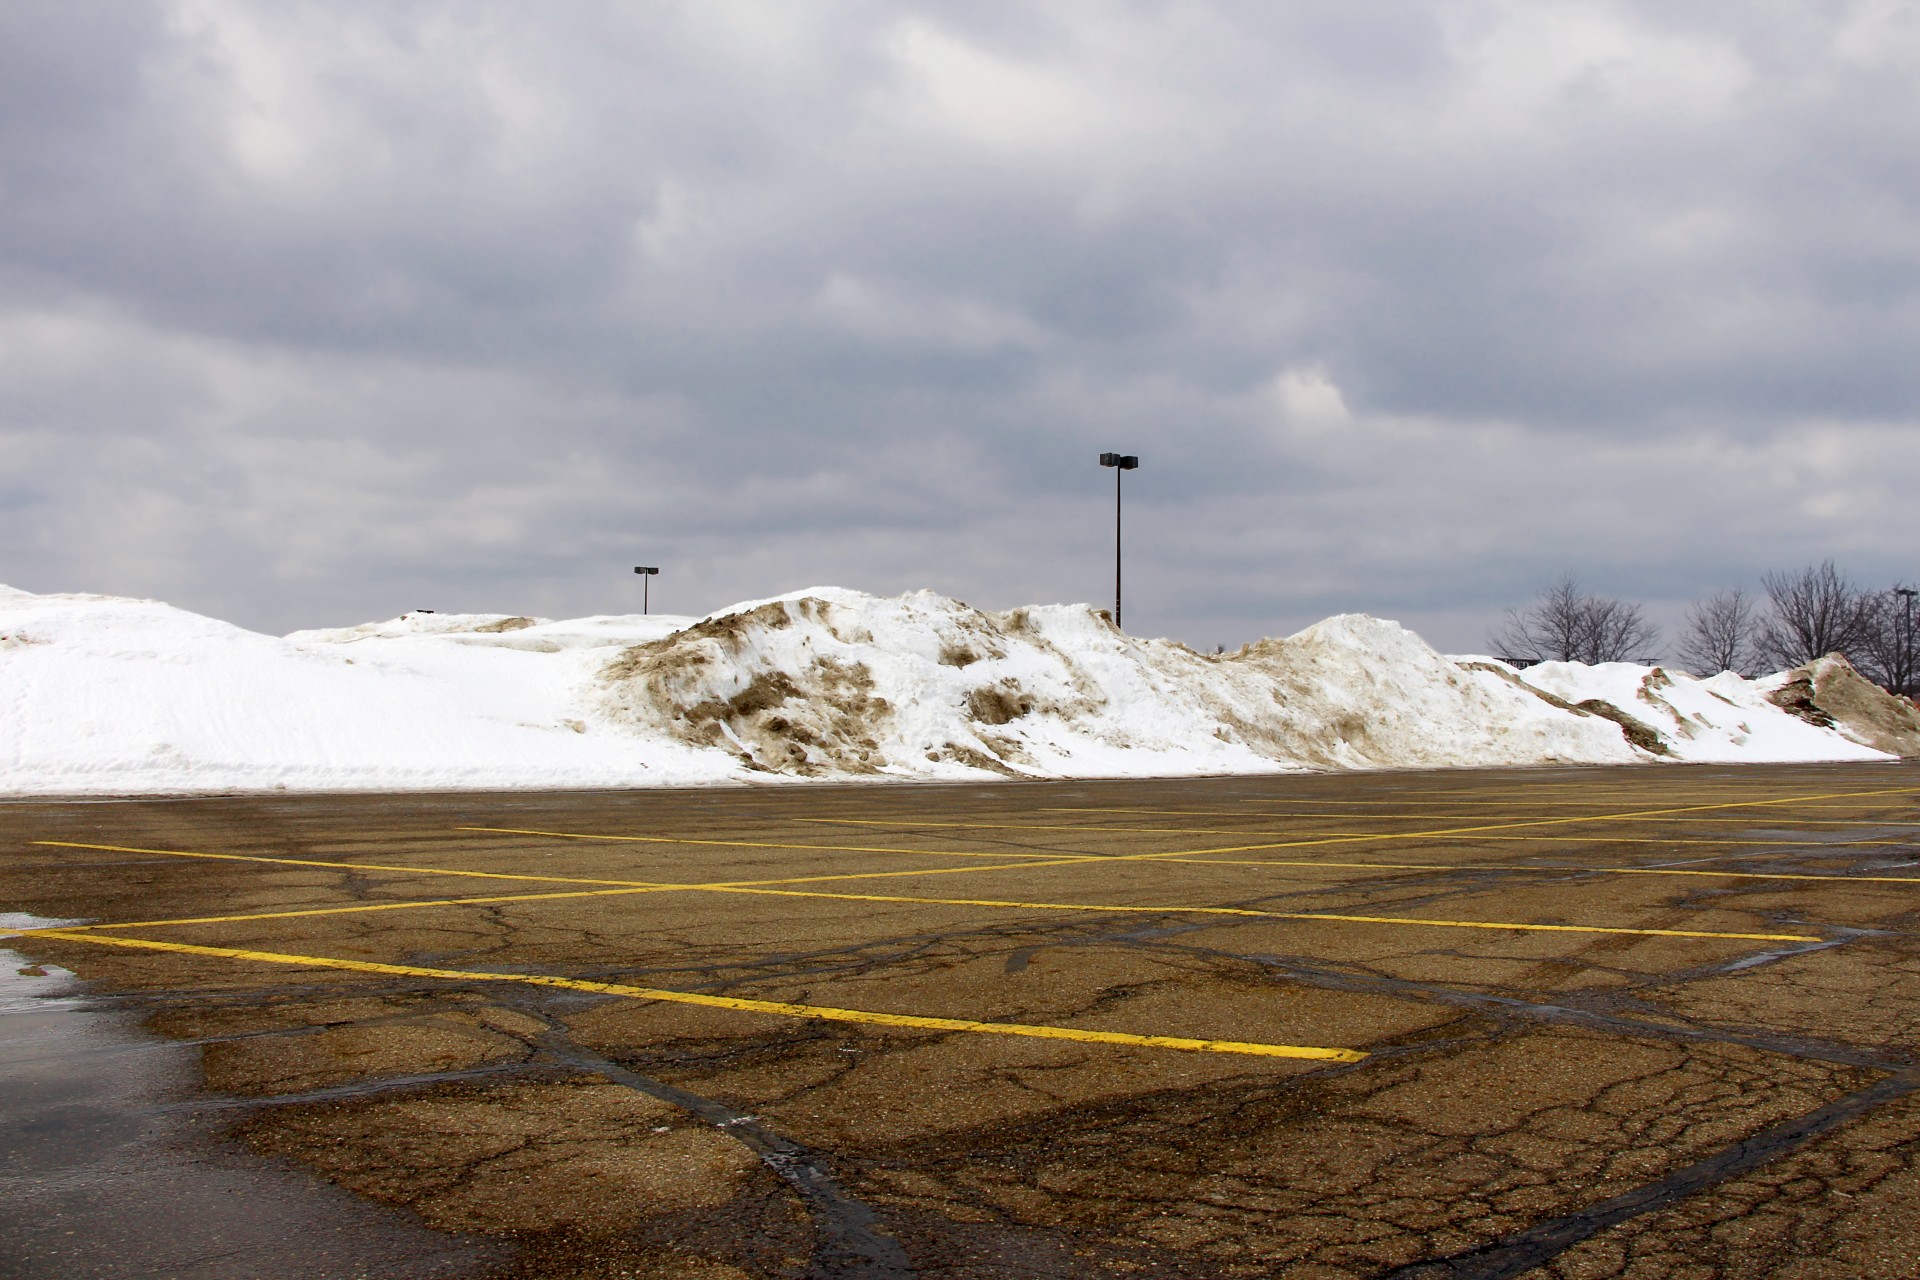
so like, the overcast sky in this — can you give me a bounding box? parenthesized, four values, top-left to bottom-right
(4, 1, 1918, 653)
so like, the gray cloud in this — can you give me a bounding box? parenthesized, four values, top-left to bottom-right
(4, 1, 1918, 654)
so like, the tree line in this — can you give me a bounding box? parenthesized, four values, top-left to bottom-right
(1491, 562, 1918, 693)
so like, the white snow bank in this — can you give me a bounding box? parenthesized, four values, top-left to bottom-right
(0, 588, 731, 793)
(0, 583, 1904, 796)
(1507, 661, 1889, 763)
(597, 590, 1642, 777)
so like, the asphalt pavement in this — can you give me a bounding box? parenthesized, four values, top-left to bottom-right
(5, 762, 1919, 1279)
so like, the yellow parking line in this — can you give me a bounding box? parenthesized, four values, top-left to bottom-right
(679, 886, 1819, 942)
(31, 802, 1852, 948)
(11, 886, 672, 934)
(1157, 857, 1920, 884)
(1361, 834, 1908, 846)
(32, 839, 1096, 891)
(27, 838, 1119, 907)
(1113, 787, 1920, 862)
(32, 841, 661, 887)
(24, 931, 1365, 1063)
(462, 788, 1920, 874)
(454, 825, 1072, 861)
(797, 817, 1912, 850)
(1238, 791, 1915, 805)
(1228, 801, 1875, 811)
(8, 854, 1869, 939)
(1045, 809, 1920, 827)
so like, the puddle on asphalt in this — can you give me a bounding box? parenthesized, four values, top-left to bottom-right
(0, 917, 507, 1280)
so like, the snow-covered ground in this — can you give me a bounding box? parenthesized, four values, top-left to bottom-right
(2, 583, 1913, 796)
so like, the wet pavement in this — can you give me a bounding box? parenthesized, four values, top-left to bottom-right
(0, 941, 502, 1280)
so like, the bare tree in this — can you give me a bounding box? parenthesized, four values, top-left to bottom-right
(1585, 597, 1659, 665)
(1676, 588, 1757, 676)
(1856, 585, 1919, 695)
(1755, 561, 1875, 670)
(1491, 574, 1661, 665)
(1490, 575, 1584, 663)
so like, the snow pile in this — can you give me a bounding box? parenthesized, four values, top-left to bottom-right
(0, 582, 1908, 796)
(1759, 655, 1920, 757)
(1484, 660, 1886, 763)
(0, 586, 731, 793)
(598, 589, 1640, 776)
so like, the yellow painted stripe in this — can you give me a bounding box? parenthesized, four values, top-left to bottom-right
(33, 841, 661, 887)
(33, 835, 1833, 942)
(1255, 818, 1908, 825)
(698, 887, 1820, 942)
(1114, 787, 1920, 861)
(3, 871, 1829, 941)
(1347, 834, 1908, 847)
(1230, 793, 1918, 809)
(11, 886, 671, 934)
(451, 824, 1913, 895)
(24, 931, 1364, 1063)
(1148, 857, 1920, 885)
(454, 825, 1069, 861)
(1050, 793, 1920, 825)
(690, 858, 1103, 889)
(31, 839, 1091, 892)
(1242, 816, 1920, 827)
(796, 817, 1913, 853)
(461, 787, 1920, 882)
(18, 860, 1902, 946)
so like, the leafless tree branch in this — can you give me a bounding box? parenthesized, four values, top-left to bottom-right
(1676, 588, 1756, 676)
(1490, 574, 1660, 665)
(1755, 561, 1875, 669)
(1856, 585, 1919, 695)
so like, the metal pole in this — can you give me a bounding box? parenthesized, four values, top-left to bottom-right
(644, 575, 649, 615)
(1114, 463, 1123, 628)
(1096, 453, 1137, 630)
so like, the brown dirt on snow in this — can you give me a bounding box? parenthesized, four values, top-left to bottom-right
(1457, 661, 1671, 758)
(599, 600, 893, 775)
(1575, 698, 1672, 758)
(966, 684, 1033, 726)
(1773, 655, 1920, 757)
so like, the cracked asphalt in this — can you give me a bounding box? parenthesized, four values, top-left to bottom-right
(5, 762, 1920, 1279)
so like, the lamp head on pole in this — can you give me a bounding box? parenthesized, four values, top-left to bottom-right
(633, 566, 658, 576)
(1098, 452, 1139, 470)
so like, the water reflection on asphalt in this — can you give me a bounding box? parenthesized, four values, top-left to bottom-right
(0, 928, 503, 1280)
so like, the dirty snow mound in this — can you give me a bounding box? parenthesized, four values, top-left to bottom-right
(1763, 655, 1920, 758)
(594, 590, 1644, 778)
(1501, 660, 1889, 763)
(0, 587, 727, 793)
(2, 582, 1901, 796)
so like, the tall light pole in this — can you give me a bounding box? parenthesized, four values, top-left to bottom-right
(1097, 452, 1139, 628)
(633, 566, 659, 614)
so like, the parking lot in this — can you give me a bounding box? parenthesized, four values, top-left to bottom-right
(7, 762, 1920, 1279)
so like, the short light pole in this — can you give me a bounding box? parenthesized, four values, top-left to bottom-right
(633, 566, 659, 614)
(1097, 452, 1139, 628)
